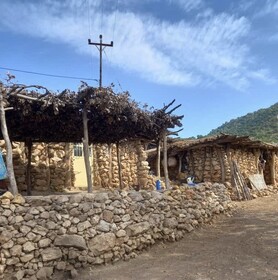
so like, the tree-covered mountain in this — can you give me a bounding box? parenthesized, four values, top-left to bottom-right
(208, 102, 278, 143)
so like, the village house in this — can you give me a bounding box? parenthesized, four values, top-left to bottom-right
(147, 134, 278, 197)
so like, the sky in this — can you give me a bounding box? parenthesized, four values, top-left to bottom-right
(0, 0, 277, 138)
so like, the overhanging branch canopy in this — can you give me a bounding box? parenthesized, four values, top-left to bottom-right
(0, 83, 183, 144)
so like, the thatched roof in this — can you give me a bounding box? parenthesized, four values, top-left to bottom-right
(147, 134, 278, 159)
(168, 134, 278, 153)
(0, 83, 183, 144)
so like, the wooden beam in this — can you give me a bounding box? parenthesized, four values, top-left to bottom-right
(82, 106, 93, 193)
(217, 148, 226, 183)
(270, 151, 276, 185)
(163, 131, 170, 189)
(116, 142, 123, 189)
(25, 138, 32, 196)
(156, 139, 161, 178)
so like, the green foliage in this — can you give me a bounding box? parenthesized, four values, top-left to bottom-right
(208, 103, 278, 143)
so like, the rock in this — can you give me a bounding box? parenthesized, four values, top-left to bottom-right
(40, 212, 50, 219)
(2, 209, 12, 217)
(94, 193, 109, 203)
(20, 253, 34, 263)
(12, 270, 25, 280)
(36, 267, 53, 280)
(38, 238, 51, 248)
(14, 216, 24, 223)
(33, 225, 48, 235)
(184, 223, 194, 232)
(126, 222, 150, 237)
(55, 195, 69, 204)
(122, 214, 131, 222)
(0, 216, 8, 225)
(96, 220, 110, 232)
(29, 207, 40, 215)
(10, 244, 22, 256)
(102, 210, 114, 222)
(54, 235, 87, 250)
(88, 233, 116, 256)
(13, 195, 25, 205)
(163, 218, 178, 229)
(70, 268, 79, 279)
(77, 221, 91, 232)
(69, 194, 83, 204)
(1, 191, 14, 200)
(23, 241, 36, 252)
(0, 265, 5, 275)
(56, 261, 66, 270)
(6, 257, 19, 265)
(128, 191, 144, 202)
(2, 239, 14, 249)
(20, 225, 31, 235)
(41, 248, 62, 262)
(0, 230, 13, 244)
(116, 229, 126, 237)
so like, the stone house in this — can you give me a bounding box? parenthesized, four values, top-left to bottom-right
(0, 140, 155, 193)
(147, 134, 278, 187)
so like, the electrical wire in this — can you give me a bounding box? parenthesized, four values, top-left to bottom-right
(0, 66, 98, 81)
(112, 0, 119, 43)
(103, 49, 123, 92)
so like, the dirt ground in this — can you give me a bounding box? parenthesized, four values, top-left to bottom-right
(54, 194, 278, 280)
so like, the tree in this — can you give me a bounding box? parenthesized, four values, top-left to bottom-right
(0, 82, 18, 195)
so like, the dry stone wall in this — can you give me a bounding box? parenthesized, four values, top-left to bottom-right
(92, 141, 156, 190)
(0, 183, 232, 280)
(0, 141, 74, 192)
(177, 146, 273, 185)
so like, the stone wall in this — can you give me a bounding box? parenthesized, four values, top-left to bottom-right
(0, 141, 74, 192)
(0, 140, 156, 192)
(92, 141, 155, 190)
(0, 183, 232, 279)
(163, 146, 277, 187)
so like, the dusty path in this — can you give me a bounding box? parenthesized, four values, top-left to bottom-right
(55, 194, 278, 280)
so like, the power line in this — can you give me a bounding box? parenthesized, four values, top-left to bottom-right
(0, 66, 98, 81)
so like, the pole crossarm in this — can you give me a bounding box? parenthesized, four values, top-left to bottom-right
(88, 34, 113, 88)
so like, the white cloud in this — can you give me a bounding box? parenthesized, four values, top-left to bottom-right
(167, 0, 204, 12)
(256, 0, 278, 16)
(0, 0, 274, 90)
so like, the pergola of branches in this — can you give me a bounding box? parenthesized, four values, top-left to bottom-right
(0, 81, 183, 194)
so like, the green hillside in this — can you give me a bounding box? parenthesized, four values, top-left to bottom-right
(208, 102, 278, 143)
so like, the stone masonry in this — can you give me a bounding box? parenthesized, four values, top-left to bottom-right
(0, 183, 232, 279)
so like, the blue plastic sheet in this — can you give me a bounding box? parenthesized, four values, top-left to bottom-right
(0, 151, 7, 180)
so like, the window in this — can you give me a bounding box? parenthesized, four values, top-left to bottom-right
(73, 143, 92, 157)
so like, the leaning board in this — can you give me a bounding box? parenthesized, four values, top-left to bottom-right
(248, 174, 267, 190)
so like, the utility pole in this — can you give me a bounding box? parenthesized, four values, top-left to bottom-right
(88, 34, 113, 88)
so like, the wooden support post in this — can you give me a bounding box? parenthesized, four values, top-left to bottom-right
(82, 106, 93, 193)
(210, 147, 213, 182)
(108, 144, 113, 185)
(25, 138, 32, 196)
(201, 148, 207, 182)
(64, 143, 72, 189)
(217, 148, 226, 183)
(178, 154, 182, 174)
(163, 131, 170, 189)
(116, 142, 123, 189)
(156, 139, 161, 178)
(255, 149, 260, 173)
(46, 144, 51, 190)
(270, 151, 276, 185)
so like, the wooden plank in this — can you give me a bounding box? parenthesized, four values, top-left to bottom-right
(248, 174, 267, 190)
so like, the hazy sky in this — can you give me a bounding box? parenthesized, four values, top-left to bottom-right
(0, 0, 277, 137)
